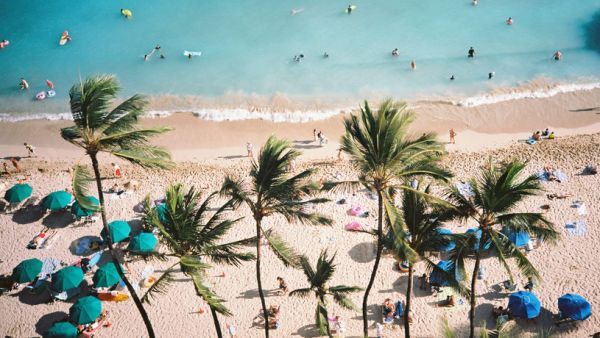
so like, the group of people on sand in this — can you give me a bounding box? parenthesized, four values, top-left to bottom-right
(532, 128, 556, 141)
(313, 129, 328, 146)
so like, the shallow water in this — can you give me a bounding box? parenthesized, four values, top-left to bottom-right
(0, 0, 599, 118)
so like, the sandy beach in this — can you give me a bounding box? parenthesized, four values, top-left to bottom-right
(0, 91, 599, 338)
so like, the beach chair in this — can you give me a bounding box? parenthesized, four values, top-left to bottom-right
(501, 280, 517, 292)
(394, 301, 404, 319)
(50, 286, 81, 301)
(80, 311, 109, 338)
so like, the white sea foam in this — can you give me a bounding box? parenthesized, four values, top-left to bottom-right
(0, 112, 74, 122)
(453, 82, 600, 107)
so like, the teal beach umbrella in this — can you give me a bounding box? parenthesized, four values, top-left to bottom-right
(51, 266, 84, 292)
(42, 191, 73, 211)
(4, 184, 32, 203)
(69, 296, 102, 325)
(93, 262, 122, 288)
(44, 321, 78, 338)
(101, 220, 131, 243)
(128, 232, 157, 253)
(71, 196, 99, 218)
(12, 258, 43, 283)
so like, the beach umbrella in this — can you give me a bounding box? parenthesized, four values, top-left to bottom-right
(93, 262, 122, 288)
(155, 203, 169, 225)
(4, 183, 32, 203)
(71, 196, 99, 218)
(101, 220, 131, 243)
(42, 191, 72, 211)
(128, 232, 157, 253)
(429, 260, 460, 286)
(508, 291, 541, 319)
(558, 293, 591, 321)
(465, 228, 492, 251)
(12, 258, 43, 283)
(44, 321, 78, 338)
(434, 228, 456, 252)
(69, 296, 102, 325)
(51, 266, 84, 292)
(502, 227, 530, 247)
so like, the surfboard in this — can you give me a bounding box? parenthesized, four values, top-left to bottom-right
(59, 37, 68, 46)
(183, 50, 202, 57)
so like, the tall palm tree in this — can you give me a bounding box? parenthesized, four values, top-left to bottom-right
(446, 160, 560, 338)
(340, 99, 451, 337)
(61, 74, 173, 338)
(220, 136, 332, 338)
(382, 181, 469, 338)
(289, 250, 362, 338)
(138, 184, 255, 338)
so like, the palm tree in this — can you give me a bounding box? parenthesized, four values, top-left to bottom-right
(289, 250, 362, 337)
(446, 160, 560, 338)
(382, 181, 469, 338)
(61, 74, 173, 338)
(220, 135, 332, 338)
(138, 184, 255, 338)
(340, 99, 451, 337)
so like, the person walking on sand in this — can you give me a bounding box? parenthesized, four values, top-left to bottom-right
(246, 142, 254, 157)
(276, 276, 288, 295)
(313, 128, 318, 142)
(10, 158, 20, 173)
(449, 128, 457, 144)
(24, 142, 35, 157)
(111, 162, 122, 178)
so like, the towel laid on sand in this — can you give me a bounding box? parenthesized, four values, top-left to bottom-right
(565, 220, 587, 236)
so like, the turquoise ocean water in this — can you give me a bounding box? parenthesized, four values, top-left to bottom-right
(0, 0, 599, 120)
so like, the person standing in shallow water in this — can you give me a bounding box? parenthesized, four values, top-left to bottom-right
(449, 128, 457, 144)
(246, 142, 253, 157)
(468, 47, 475, 58)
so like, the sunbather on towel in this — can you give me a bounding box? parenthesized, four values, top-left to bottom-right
(547, 193, 572, 200)
(27, 228, 49, 249)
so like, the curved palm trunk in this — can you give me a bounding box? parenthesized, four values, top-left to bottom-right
(469, 240, 484, 338)
(209, 306, 224, 338)
(362, 190, 385, 338)
(255, 219, 269, 338)
(404, 263, 413, 338)
(90, 155, 156, 338)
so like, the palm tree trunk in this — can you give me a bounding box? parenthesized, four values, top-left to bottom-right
(90, 154, 156, 338)
(404, 263, 413, 338)
(209, 306, 224, 338)
(469, 242, 484, 338)
(255, 219, 269, 338)
(319, 297, 333, 338)
(362, 190, 385, 338)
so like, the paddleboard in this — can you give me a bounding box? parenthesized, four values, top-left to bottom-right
(183, 50, 202, 57)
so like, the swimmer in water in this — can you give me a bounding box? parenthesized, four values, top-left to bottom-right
(392, 48, 399, 56)
(410, 60, 416, 70)
(0, 39, 9, 48)
(144, 54, 149, 61)
(472, 0, 478, 5)
(506, 17, 513, 25)
(20, 78, 29, 90)
(323, 52, 329, 58)
(468, 47, 475, 58)
(488, 71, 495, 79)
(291, 8, 304, 15)
(553, 50, 562, 61)
(450, 75, 455, 81)
(188, 53, 193, 60)
(347, 5, 353, 14)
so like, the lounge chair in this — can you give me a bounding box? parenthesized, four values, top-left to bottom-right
(80, 311, 109, 338)
(49, 286, 81, 301)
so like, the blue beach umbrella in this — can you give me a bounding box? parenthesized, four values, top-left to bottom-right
(429, 260, 460, 286)
(4, 184, 32, 203)
(502, 227, 530, 247)
(434, 228, 456, 252)
(465, 228, 492, 251)
(508, 291, 541, 319)
(558, 293, 591, 321)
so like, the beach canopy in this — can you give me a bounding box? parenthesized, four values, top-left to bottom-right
(12, 258, 43, 283)
(128, 232, 157, 253)
(155, 204, 169, 225)
(69, 296, 102, 325)
(502, 227, 530, 247)
(429, 260, 459, 286)
(434, 228, 456, 252)
(508, 291, 541, 319)
(42, 191, 72, 211)
(43, 321, 78, 338)
(465, 228, 492, 251)
(101, 220, 131, 243)
(51, 266, 84, 292)
(71, 196, 99, 218)
(4, 183, 32, 203)
(558, 293, 591, 321)
(93, 262, 122, 288)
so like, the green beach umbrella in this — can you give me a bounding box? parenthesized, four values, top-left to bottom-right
(101, 220, 131, 243)
(71, 196, 99, 218)
(4, 183, 33, 203)
(128, 232, 157, 253)
(51, 266, 84, 292)
(69, 296, 102, 325)
(93, 262, 122, 288)
(12, 258, 43, 283)
(42, 191, 73, 211)
(155, 204, 169, 225)
(44, 321, 78, 338)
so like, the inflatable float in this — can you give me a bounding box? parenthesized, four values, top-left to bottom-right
(183, 50, 202, 57)
(97, 292, 130, 302)
(35, 92, 46, 101)
(121, 9, 133, 18)
(0, 40, 9, 48)
(59, 31, 70, 46)
(47, 90, 56, 97)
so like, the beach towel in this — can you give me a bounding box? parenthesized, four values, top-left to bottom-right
(40, 258, 62, 279)
(575, 203, 587, 216)
(436, 288, 466, 312)
(526, 138, 537, 145)
(345, 221, 363, 232)
(455, 182, 474, 197)
(348, 206, 363, 216)
(565, 220, 587, 236)
(554, 170, 568, 182)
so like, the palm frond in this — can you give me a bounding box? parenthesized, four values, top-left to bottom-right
(190, 273, 232, 316)
(288, 287, 312, 298)
(111, 144, 173, 169)
(262, 228, 301, 268)
(141, 267, 175, 304)
(71, 164, 99, 211)
(331, 292, 359, 311)
(316, 301, 329, 336)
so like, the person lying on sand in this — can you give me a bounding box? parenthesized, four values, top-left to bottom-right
(547, 193, 573, 200)
(438, 295, 455, 307)
(276, 277, 288, 296)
